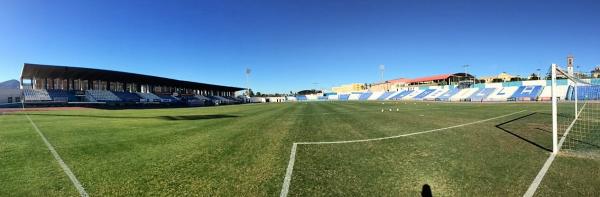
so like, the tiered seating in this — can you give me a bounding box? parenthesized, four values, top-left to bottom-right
(437, 89, 461, 101)
(469, 88, 496, 102)
(451, 88, 479, 101)
(327, 94, 338, 100)
(402, 90, 425, 100)
(136, 92, 162, 102)
(23, 89, 51, 101)
(423, 89, 448, 101)
(87, 90, 121, 102)
(296, 95, 307, 101)
(377, 92, 394, 100)
(412, 89, 436, 100)
(389, 90, 413, 100)
(358, 93, 372, 100)
(572, 85, 600, 100)
(157, 94, 178, 102)
(348, 93, 361, 100)
(538, 86, 569, 101)
(214, 96, 233, 103)
(47, 90, 76, 102)
(511, 86, 543, 101)
(485, 87, 518, 101)
(338, 94, 350, 101)
(368, 92, 384, 100)
(112, 91, 141, 102)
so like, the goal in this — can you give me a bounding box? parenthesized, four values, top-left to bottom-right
(551, 64, 600, 155)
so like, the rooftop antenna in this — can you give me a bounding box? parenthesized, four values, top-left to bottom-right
(379, 64, 385, 83)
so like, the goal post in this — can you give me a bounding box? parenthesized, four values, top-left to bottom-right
(551, 64, 558, 154)
(551, 64, 600, 155)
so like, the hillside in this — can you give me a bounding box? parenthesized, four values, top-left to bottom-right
(0, 79, 19, 89)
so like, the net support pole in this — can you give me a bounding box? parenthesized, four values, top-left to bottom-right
(551, 63, 558, 154)
(574, 82, 578, 118)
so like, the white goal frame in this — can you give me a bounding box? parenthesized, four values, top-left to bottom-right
(551, 63, 585, 154)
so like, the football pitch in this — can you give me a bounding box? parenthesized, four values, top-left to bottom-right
(1, 102, 598, 196)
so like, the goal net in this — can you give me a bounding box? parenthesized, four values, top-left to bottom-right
(552, 64, 600, 156)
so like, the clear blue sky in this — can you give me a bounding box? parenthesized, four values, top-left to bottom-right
(0, 0, 599, 93)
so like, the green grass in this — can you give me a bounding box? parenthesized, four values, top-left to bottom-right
(0, 101, 598, 196)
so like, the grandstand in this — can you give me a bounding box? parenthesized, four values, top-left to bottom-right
(18, 63, 244, 106)
(287, 79, 590, 103)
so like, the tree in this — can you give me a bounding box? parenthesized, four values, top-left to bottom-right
(529, 73, 540, 80)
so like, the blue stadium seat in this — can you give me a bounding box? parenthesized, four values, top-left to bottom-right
(412, 89, 436, 100)
(157, 94, 178, 103)
(47, 90, 76, 102)
(571, 85, 600, 100)
(436, 88, 461, 101)
(377, 92, 394, 100)
(511, 86, 543, 101)
(112, 91, 142, 102)
(469, 88, 496, 102)
(389, 90, 413, 100)
(358, 93, 372, 100)
(87, 90, 121, 102)
(338, 94, 350, 101)
(296, 95, 307, 101)
(23, 88, 51, 101)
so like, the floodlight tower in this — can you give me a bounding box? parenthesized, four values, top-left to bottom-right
(245, 68, 251, 97)
(463, 64, 470, 83)
(379, 64, 385, 83)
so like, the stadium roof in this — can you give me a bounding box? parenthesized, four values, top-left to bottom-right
(387, 73, 476, 84)
(407, 74, 454, 83)
(387, 78, 410, 83)
(21, 63, 244, 91)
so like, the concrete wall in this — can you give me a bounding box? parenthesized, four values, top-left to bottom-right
(0, 89, 22, 104)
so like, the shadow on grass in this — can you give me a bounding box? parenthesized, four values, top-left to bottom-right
(495, 112, 552, 152)
(421, 184, 432, 197)
(8, 113, 238, 121)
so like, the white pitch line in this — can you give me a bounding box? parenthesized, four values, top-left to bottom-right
(22, 102, 89, 197)
(280, 143, 297, 197)
(297, 110, 526, 145)
(279, 110, 527, 196)
(523, 103, 586, 197)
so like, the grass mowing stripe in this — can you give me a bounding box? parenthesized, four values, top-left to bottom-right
(279, 110, 527, 197)
(22, 103, 89, 197)
(523, 102, 587, 197)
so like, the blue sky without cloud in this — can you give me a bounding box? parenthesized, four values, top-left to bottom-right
(0, 0, 599, 93)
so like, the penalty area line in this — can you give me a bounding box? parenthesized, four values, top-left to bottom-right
(280, 110, 527, 197)
(22, 102, 89, 197)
